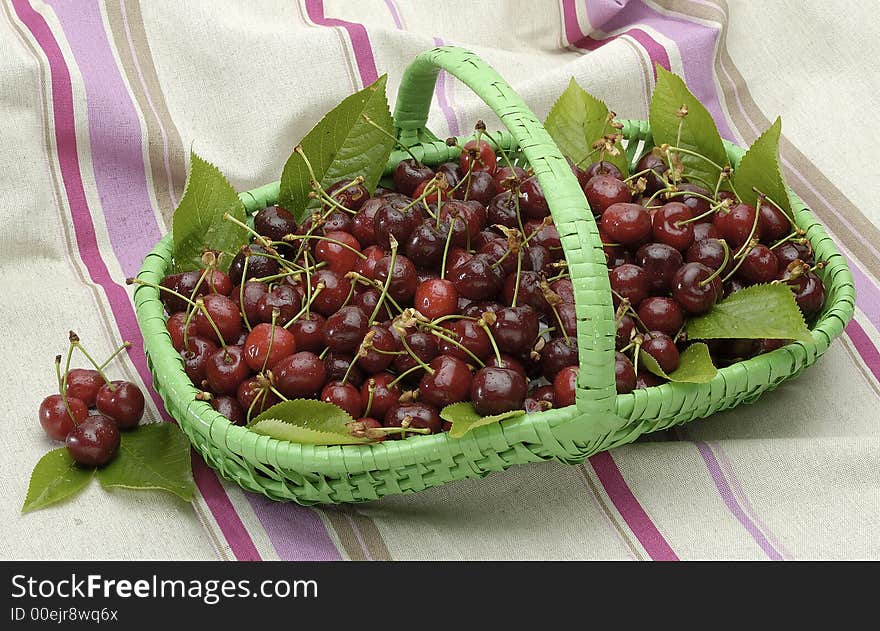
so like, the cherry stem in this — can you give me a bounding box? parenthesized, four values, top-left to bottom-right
(362, 114, 422, 165)
(546, 301, 570, 345)
(310, 186, 358, 216)
(478, 316, 503, 365)
(239, 255, 252, 332)
(270, 386, 289, 403)
(480, 128, 515, 170)
(439, 219, 456, 279)
(69, 331, 116, 391)
(260, 309, 280, 374)
(769, 231, 801, 250)
(369, 236, 398, 324)
(622, 167, 658, 183)
(302, 249, 314, 319)
(195, 297, 228, 348)
(679, 171, 717, 192)
(283, 234, 367, 259)
(57, 346, 79, 424)
(245, 387, 266, 425)
(573, 144, 603, 167)
(734, 195, 764, 260)
(282, 282, 324, 329)
(128, 277, 199, 310)
(431, 314, 478, 326)
(674, 198, 729, 226)
(418, 322, 486, 367)
(521, 217, 553, 247)
(721, 244, 751, 284)
(54, 354, 64, 394)
(398, 332, 435, 374)
(388, 364, 426, 387)
(362, 379, 376, 418)
(665, 145, 725, 172)
(510, 248, 523, 308)
(348, 273, 404, 315)
(223, 213, 272, 248)
(98, 341, 131, 370)
(753, 186, 796, 228)
(699, 238, 730, 286)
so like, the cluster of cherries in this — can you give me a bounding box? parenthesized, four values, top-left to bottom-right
(38, 332, 145, 465)
(140, 131, 824, 440)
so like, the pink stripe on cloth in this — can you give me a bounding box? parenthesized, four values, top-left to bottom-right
(561, 0, 670, 76)
(44, 0, 162, 277)
(382, 0, 404, 29)
(304, 0, 378, 87)
(694, 442, 785, 560)
(589, 452, 679, 560)
(13, 0, 261, 561)
(246, 495, 342, 561)
(846, 320, 880, 383)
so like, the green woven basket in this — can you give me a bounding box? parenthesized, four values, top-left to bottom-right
(133, 47, 854, 505)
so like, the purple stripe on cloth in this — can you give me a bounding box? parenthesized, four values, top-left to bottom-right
(562, 0, 670, 76)
(583, 0, 631, 31)
(383, 0, 404, 29)
(846, 320, 880, 383)
(45, 0, 162, 277)
(694, 442, 785, 560)
(246, 495, 342, 561)
(304, 0, 378, 86)
(432, 37, 461, 136)
(15, 0, 261, 561)
(589, 452, 679, 560)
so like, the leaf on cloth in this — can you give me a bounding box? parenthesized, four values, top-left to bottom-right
(172, 151, 249, 273)
(640, 342, 717, 383)
(96, 423, 194, 502)
(649, 65, 730, 190)
(685, 283, 812, 341)
(732, 117, 793, 215)
(247, 399, 371, 445)
(22, 448, 94, 513)
(440, 402, 525, 439)
(279, 75, 395, 224)
(545, 78, 628, 177)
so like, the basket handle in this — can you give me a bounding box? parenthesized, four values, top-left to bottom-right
(394, 46, 622, 438)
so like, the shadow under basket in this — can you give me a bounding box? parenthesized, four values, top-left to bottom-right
(133, 46, 855, 505)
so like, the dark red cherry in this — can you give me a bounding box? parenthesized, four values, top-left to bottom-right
(642, 332, 679, 373)
(583, 174, 631, 216)
(671, 262, 723, 315)
(393, 159, 434, 196)
(616, 315, 635, 350)
(321, 381, 362, 418)
(737, 244, 779, 284)
(374, 253, 418, 303)
(470, 367, 527, 416)
(39, 394, 88, 441)
(449, 253, 503, 300)
(553, 366, 578, 407)
(254, 206, 297, 241)
(405, 220, 447, 268)
(713, 203, 758, 247)
(325, 179, 369, 212)
(205, 345, 251, 395)
(478, 238, 518, 275)
(614, 351, 636, 394)
(180, 335, 218, 385)
(65, 368, 104, 407)
(652, 202, 695, 251)
(287, 313, 326, 353)
(237, 377, 279, 416)
(635, 242, 683, 295)
(485, 354, 527, 379)
(460, 139, 497, 173)
(609, 264, 649, 308)
(519, 178, 549, 219)
(314, 231, 362, 275)
(693, 221, 720, 242)
(487, 190, 520, 229)
(414, 279, 459, 320)
(436, 162, 462, 188)
(444, 247, 474, 273)
(325, 306, 370, 355)
(676, 183, 712, 216)
(234, 281, 269, 326)
(550, 278, 574, 305)
(352, 198, 382, 246)
(255, 284, 301, 325)
(361, 373, 401, 419)
(418, 355, 472, 408)
(273, 351, 326, 399)
(358, 325, 399, 374)
(374, 202, 419, 249)
(774, 242, 809, 269)
(491, 305, 539, 356)
(758, 203, 791, 243)
(412, 175, 450, 204)
(243, 322, 297, 372)
(553, 303, 578, 340)
(585, 161, 623, 180)
(193, 293, 243, 344)
(437, 319, 491, 361)
(211, 395, 246, 426)
(637, 297, 684, 336)
(525, 244, 553, 276)
(601, 203, 652, 247)
(229, 244, 280, 286)
(324, 352, 363, 387)
(635, 370, 664, 389)
(540, 337, 579, 381)
(493, 165, 527, 190)
(383, 402, 442, 436)
(393, 330, 439, 378)
(686, 238, 731, 276)
(166, 312, 199, 352)
(95, 381, 145, 429)
(324, 207, 356, 233)
(456, 170, 498, 206)
(65, 414, 119, 466)
(309, 269, 353, 316)
(635, 152, 668, 193)
(502, 270, 548, 314)
(526, 222, 562, 257)
(786, 271, 825, 317)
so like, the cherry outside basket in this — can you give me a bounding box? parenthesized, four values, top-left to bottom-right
(132, 47, 855, 505)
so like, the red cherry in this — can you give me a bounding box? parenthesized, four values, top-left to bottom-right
(737, 244, 779, 284)
(583, 174, 631, 216)
(315, 231, 362, 274)
(273, 351, 326, 399)
(652, 202, 695, 251)
(553, 366, 579, 408)
(287, 313, 326, 353)
(210, 395, 246, 426)
(65, 414, 120, 466)
(321, 381, 363, 419)
(243, 323, 297, 372)
(460, 139, 497, 174)
(65, 368, 104, 407)
(470, 366, 527, 416)
(637, 297, 684, 336)
(360, 373, 401, 419)
(614, 352, 637, 393)
(205, 345, 251, 395)
(414, 279, 460, 321)
(39, 394, 88, 441)
(758, 203, 791, 242)
(418, 355, 473, 408)
(193, 293, 243, 345)
(383, 402, 442, 436)
(600, 203, 652, 247)
(237, 377, 279, 416)
(95, 381, 145, 429)
(713, 203, 758, 247)
(166, 313, 198, 352)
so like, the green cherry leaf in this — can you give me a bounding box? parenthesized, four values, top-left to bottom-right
(649, 65, 729, 191)
(247, 399, 372, 445)
(96, 423, 195, 502)
(172, 151, 249, 273)
(640, 342, 717, 383)
(545, 78, 628, 177)
(279, 75, 395, 224)
(732, 117, 793, 215)
(686, 283, 812, 341)
(22, 448, 95, 514)
(439, 402, 525, 439)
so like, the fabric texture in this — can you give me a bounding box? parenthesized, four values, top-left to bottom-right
(1, 0, 877, 560)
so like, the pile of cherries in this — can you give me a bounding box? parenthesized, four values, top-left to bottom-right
(144, 133, 824, 440)
(38, 332, 145, 465)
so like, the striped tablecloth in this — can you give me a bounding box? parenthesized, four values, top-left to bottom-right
(2, 0, 877, 561)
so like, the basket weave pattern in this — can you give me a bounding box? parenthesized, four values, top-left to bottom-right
(133, 48, 854, 505)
